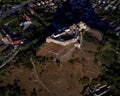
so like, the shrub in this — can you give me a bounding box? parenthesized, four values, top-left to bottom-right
(79, 76, 89, 85)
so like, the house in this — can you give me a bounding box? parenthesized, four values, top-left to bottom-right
(100, 15, 108, 20)
(20, 21, 32, 27)
(46, 22, 87, 47)
(2, 37, 10, 44)
(115, 26, 120, 32)
(29, 3, 36, 8)
(87, 84, 110, 96)
(23, 13, 30, 21)
(13, 39, 24, 46)
(27, 7, 35, 14)
(1, 25, 15, 38)
(2, 36, 13, 44)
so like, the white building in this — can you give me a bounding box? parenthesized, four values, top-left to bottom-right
(46, 22, 88, 48)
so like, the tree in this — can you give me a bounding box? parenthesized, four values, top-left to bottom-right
(98, 50, 117, 66)
(79, 76, 89, 85)
(0, 86, 7, 96)
(56, 59, 60, 64)
(101, 63, 120, 96)
(30, 88, 37, 96)
(0, 80, 27, 96)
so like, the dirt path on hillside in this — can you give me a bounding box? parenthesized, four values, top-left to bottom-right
(30, 58, 54, 96)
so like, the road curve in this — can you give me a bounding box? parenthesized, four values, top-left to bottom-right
(0, 48, 20, 69)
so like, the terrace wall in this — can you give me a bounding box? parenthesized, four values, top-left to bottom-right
(46, 36, 79, 46)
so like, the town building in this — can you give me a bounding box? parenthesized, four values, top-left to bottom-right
(46, 22, 88, 48)
(88, 84, 110, 96)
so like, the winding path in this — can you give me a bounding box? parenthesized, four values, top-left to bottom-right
(30, 58, 54, 96)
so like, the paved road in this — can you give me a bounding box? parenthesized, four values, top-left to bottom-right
(0, 0, 35, 20)
(0, 47, 20, 69)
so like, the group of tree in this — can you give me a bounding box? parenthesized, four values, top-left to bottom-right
(0, 80, 26, 96)
(0, 79, 37, 96)
(96, 35, 119, 96)
(100, 62, 120, 95)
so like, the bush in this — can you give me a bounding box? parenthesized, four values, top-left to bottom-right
(98, 50, 117, 66)
(30, 88, 37, 96)
(84, 32, 97, 42)
(79, 76, 89, 85)
(56, 59, 60, 64)
(0, 80, 27, 96)
(68, 57, 80, 64)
